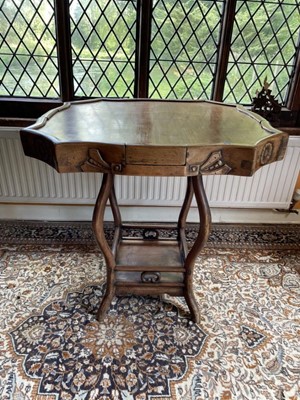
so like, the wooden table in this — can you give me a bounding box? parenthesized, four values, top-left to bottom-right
(20, 99, 288, 323)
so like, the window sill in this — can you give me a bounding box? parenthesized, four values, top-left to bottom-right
(0, 118, 36, 128)
(281, 127, 300, 136)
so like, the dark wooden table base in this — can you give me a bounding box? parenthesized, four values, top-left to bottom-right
(92, 173, 211, 324)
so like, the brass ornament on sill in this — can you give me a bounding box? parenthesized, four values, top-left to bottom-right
(251, 78, 282, 127)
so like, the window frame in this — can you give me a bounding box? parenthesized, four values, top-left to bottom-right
(1, 0, 299, 130)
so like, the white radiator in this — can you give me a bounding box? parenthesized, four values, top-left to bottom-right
(0, 129, 300, 210)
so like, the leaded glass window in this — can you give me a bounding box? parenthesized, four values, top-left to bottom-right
(0, 0, 299, 123)
(224, 0, 300, 105)
(70, 0, 137, 98)
(0, 0, 59, 97)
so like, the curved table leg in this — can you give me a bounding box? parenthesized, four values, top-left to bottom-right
(109, 181, 122, 255)
(178, 176, 194, 257)
(184, 174, 211, 324)
(92, 173, 116, 321)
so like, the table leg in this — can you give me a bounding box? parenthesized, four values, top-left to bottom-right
(92, 173, 116, 321)
(183, 175, 211, 324)
(178, 176, 194, 257)
(109, 178, 122, 256)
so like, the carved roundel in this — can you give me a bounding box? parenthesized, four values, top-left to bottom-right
(260, 142, 273, 165)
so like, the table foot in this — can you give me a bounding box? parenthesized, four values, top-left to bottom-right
(184, 292, 201, 324)
(96, 287, 115, 321)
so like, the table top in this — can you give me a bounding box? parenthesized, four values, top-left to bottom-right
(20, 99, 288, 177)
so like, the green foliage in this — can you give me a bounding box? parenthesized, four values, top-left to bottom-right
(0, 0, 299, 104)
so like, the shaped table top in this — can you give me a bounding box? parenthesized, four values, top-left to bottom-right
(20, 99, 288, 177)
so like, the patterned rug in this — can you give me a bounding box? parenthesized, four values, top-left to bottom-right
(1, 220, 300, 249)
(0, 222, 299, 399)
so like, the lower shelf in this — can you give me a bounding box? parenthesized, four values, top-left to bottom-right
(115, 239, 184, 269)
(114, 239, 185, 295)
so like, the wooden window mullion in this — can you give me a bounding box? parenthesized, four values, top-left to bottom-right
(134, 0, 153, 98)
(54, 0, 74, 102)
(212, 0, 236, 102)
(287, 47, 300, 112)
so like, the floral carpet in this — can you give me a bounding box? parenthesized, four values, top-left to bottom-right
(0, 222, 299, 399)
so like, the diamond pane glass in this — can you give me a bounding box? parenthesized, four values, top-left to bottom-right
(149, 0, 224, 99)
(0, 0, 59, 97)
(223, 0, 300, 105)
(70, 0, 137, 98)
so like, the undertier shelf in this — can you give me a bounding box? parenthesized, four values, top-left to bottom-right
(114, 239, 185, 291)
(115, 239, 185, 269)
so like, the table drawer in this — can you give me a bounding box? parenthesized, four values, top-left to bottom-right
(126, 146, 186, 166)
